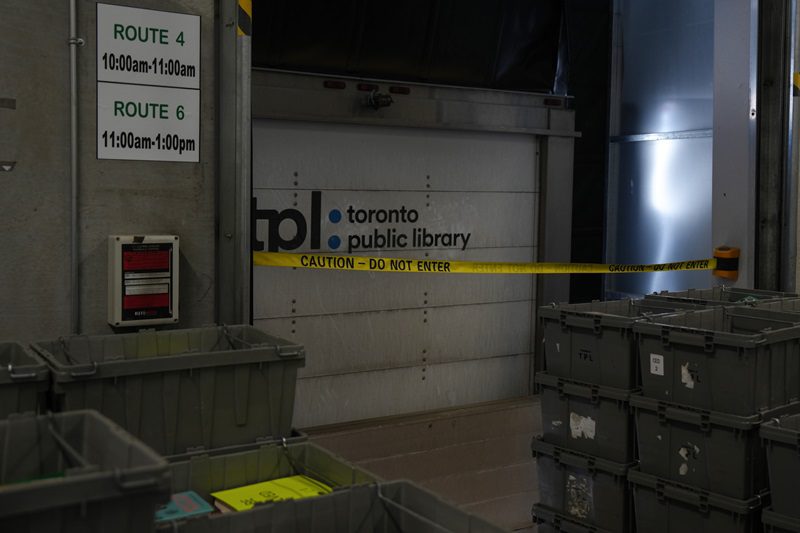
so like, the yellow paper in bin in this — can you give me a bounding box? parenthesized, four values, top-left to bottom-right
(211, 475, 332, 512)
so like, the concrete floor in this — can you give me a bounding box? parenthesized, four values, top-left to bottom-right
(306, 395, 541, 532)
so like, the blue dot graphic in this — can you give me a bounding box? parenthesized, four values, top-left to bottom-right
(329, 209, 342, 223)
(328, 236, 341, 249)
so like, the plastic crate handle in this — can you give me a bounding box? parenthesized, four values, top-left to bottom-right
(552, 448, 596, 473)
(659, 482, 710, 512)
(7, 364, 37, 380)
(114, 469, 160, 491)
(662, 330, 715, 352)
(69, 362, 98, 378)
(558, 380, 600, 403)
(277, 346, 303, 358)
(658, 404, 711, 431)
(563, 314, 603, 335)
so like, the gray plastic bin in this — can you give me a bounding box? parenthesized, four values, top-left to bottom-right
(628, 468, 763, 533)
(532, 504, 614, 533)
(634, 307, 800, 414)
(0, 410, 170, 533)
(760, 413, 800, 518)
(763, 508, 800, 533)
(532, 437, 633, 532)
(632, 395, 800, 498)
(753, 298, 800, 314)
(159, 480, 504, 533)
(154, 414, 384, 530)
(646, 286, 796, 307)
(0, 341, 49, 419)
(540, 299, 700, 389)
(537, 372, 636, 463)
(32, 325, 305, 456)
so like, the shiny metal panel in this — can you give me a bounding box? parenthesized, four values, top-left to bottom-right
(618, 0, 714, 135)
(607, 0, 714, 297)
(607, 138, 713, 297)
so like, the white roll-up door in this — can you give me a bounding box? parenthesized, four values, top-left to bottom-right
(252, 119, 539, 427)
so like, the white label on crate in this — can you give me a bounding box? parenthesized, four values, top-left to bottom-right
(677, 444, 701, 476)
(569, 413, 596, 440)
(650, 353, 665, 376)
(680, 363, 696, 389)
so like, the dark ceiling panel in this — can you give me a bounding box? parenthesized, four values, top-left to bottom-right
(493, 0, 562, 91)
(252, 0, 361, 72)
(426, 0, 505, 86)
(252, 0, 564, 93)
(351, 0, 438, 80)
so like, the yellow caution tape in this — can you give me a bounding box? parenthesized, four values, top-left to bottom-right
(253, 252, 722, 275)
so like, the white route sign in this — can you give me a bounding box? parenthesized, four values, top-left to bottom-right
(97, 3, 200, 89)
(96, 3, 200, 162)
(97, 83, 199, 162)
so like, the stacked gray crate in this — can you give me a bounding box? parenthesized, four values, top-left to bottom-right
(630, 295, 800, 533)
(761, 412, 800, 533)
(755, 298, 800, 533)
(532, 299, 696, 532)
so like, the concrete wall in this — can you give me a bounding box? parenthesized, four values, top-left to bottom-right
(0, 0, 216, 341)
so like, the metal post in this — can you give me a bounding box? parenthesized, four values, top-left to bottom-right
(712, 0, 759, 288)
(218, 0, 252, 325)
(69, 0, 83, 334)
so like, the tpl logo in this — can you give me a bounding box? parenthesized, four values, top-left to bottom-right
(252, 191, 342, 252)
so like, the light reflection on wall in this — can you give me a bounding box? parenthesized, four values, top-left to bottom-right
(606, 0, 713, 298)
(644, 137, 712, 294)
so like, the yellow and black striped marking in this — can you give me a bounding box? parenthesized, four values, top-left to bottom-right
(237, 0, 252, 37)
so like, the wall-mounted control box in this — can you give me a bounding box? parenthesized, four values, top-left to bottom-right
(108, 235, 179, 327)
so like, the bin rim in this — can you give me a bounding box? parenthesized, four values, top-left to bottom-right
(531, 437, 633, 476)
(538, 298, 698, 326)
(531, 503, 615, 533)
(762, 508, 800, 532)
(31, 325, 305, 382)
(760, 414, 800, 446)
(535, 372, 638, 402)
(627, 467, 764, 514)
(645, 286, 796, 306)
(631, 395, 800, 430)
(632, 306, 800, 347)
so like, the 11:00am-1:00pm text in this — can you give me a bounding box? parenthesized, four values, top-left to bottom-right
(100, 130, 196, 154)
